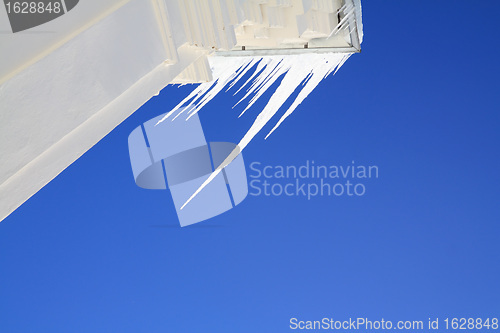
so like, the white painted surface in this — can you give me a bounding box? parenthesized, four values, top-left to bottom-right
(0, 0, 362, 221)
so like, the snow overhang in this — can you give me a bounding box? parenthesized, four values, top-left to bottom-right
(220, 0, 362, 57)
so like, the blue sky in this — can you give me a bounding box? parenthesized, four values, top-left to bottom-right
(1, 1, 499, 332)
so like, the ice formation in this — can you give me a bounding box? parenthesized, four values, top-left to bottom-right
(0, 0, 363, 222)
(156, 52, 353, 209)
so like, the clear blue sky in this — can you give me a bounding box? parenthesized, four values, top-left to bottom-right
(1, 1, 499, 332)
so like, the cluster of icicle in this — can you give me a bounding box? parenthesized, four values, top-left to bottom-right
(329, 0, 358, 37)
(156, 52, 352, 209)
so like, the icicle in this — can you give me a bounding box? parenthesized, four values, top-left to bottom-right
(156, 56, 252, 123)
(328, 1, 356, 38)
(176, 52, 352, 210)
(266, 54, 351, 139)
